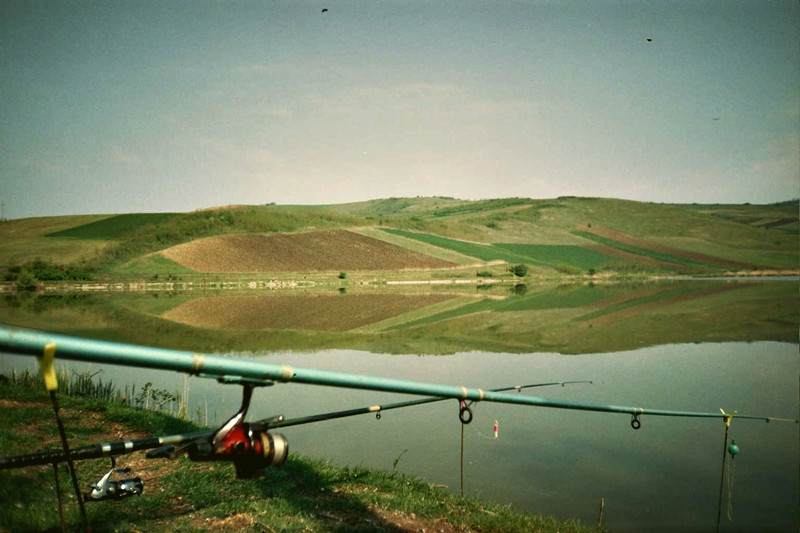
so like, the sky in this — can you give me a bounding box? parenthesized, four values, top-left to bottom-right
(2, 1, 799, 219)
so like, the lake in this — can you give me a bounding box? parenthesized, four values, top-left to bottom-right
(0, 280, 798, 531)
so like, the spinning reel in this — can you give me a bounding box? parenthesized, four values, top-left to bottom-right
(84, 456, 143, 502)
(148, 381, 289, 478)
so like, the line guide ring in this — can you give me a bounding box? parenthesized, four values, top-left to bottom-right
(459, 403, 473, 425)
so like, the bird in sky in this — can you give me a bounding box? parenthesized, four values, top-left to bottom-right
(322, 8, 328, 13)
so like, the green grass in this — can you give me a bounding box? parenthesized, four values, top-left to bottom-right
(381, 228, 639, 272)
(494, 244, 623, 271)
(0, 382, 599, 533)
(109, 253, 198, 277)
(429, 198, 532, 217)
(46, 213, 180, 239)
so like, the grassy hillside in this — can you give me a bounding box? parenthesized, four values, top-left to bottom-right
(0, 214, 113, 265)
(0, 197, 796, 279)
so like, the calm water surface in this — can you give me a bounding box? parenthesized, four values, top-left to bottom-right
(2, 341, 797, 532)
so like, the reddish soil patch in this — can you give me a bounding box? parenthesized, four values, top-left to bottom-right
(162, 293, 456, 331)
(160, 230, 455, 273)
(578, 225, 755, 269)
(762, 217, 797, 228)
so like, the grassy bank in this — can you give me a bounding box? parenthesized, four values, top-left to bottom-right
(0, 381, 600, 533)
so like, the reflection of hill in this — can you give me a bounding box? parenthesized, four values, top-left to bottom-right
(375, 281, 797, 354)
(1, 282, 796, 355)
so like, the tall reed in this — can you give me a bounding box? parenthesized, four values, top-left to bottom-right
(5, 368, 190, 421)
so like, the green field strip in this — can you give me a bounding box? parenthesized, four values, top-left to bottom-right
(493, 244, 622, 270)
(428, 198, 532, 218)
(379, 228, 547, 265)
(354, 296, 478, 332)
(353, 227, 477, 265)
(573, 231, 714, 268)
(47, 213, 179, 239)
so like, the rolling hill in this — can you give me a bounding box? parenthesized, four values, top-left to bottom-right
(0, 197, 797, 280)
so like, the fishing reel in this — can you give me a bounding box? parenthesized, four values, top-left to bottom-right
(148, 381, 288, 478)
(185, 415, 289, 479)
(84, 456, 143, 502)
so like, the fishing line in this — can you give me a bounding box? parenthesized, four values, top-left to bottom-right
(716, 411, 738, 533)
(469, 420, 500, 441)
(727, 447, 736, 521)
(726, 439, 740, 522)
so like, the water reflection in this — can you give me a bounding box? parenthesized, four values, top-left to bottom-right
(0, 280, 796, 355)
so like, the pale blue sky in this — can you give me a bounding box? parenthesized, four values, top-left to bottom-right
(2, 1, 798, 218)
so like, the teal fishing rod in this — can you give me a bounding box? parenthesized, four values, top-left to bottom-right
(0, 326, 796, 425)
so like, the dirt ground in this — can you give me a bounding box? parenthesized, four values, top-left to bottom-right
(160, 230, 455, 273)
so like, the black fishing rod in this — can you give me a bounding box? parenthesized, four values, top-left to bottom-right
(0, 381, 591, 470)
(271, 380, 593, 427)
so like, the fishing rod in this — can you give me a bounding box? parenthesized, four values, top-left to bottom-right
(0, 380, 592, 470)
(270, 380, 594, 427)
(1, 326, 793, 425)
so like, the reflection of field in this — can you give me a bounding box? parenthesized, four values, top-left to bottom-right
(1, 281, 796, 355)
(161, 293, 456, 331)
(577, 283, 744, 326)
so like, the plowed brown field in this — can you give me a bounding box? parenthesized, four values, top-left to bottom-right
(159, 230, 455, 272)
(161, 293, 456, 331)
